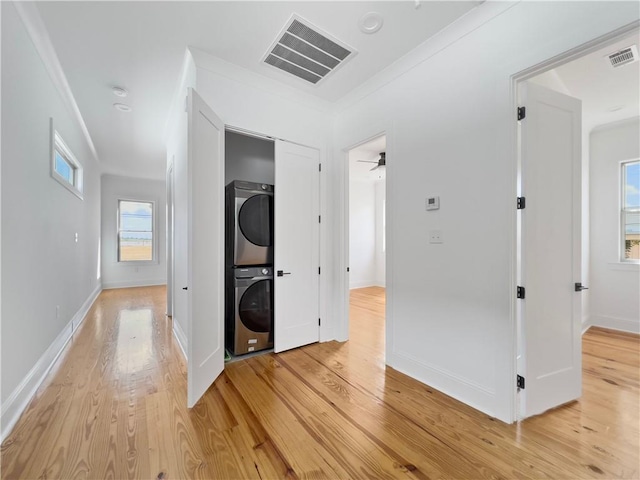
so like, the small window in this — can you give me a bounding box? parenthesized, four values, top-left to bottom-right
(50, 120, 83, 199)
(118, 200, 154, 262)
(621, 160, 640, 262)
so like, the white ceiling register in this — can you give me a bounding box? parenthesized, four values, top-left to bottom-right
(263, 15, 357, 85)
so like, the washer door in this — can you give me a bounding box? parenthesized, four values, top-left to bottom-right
(238, 279, 273, 333)
(238, 194, 273, 247)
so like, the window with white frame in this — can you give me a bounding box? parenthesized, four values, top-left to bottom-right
(621, 160, 640, 262)
(118, 200, 154, 262)
(51, 122, 83, 199)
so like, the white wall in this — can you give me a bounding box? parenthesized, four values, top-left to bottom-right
(589, 118, 640, 333)
(100, 174, 167, 289)
(374, 180, 386, 287)
(331, 1, 639, 422)
(1, 2, 101, 436)
(349, 180, 377, 288)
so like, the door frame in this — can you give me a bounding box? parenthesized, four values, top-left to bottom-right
(224, 124, 327, 344)
(337, 125, 393, 355)
(509, 22, 640, 422)
(166, 161, 174, 317)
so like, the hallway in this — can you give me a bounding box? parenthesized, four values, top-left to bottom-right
(1, 286, 638, 478)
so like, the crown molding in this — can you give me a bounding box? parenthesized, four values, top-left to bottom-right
(13, 1, 100, 164)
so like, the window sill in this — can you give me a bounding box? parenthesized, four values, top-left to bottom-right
(116, 260, 159, 266)
(607, 262, 640, 272)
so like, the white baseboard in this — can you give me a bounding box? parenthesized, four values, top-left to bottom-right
(581, 318, 592, 335)
(589, 314, 640, 334)
(173, 317, 188, 361)
(387, 350, 497, 421)
(1, 283, 102, 442)
(102, 279, 166, 289)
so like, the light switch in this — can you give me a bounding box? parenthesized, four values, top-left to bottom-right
(429, 230, 443, 244)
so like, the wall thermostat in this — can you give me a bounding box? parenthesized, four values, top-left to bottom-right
(425, 196, 440, 211)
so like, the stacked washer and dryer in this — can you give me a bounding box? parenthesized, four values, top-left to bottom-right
(225, 180, 275, 355)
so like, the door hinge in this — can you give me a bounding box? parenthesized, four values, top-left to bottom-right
(517, 106, 526, 121)
(318, 318, 321, 326)
(319, 215, 321, 223)
(318, 267, 321, 274)
(517, 375, 525, 389)
(319, 163, 322, 172)
(517, 197, 526, 209)
(347, 267, 350, 272)
(517, 286, 525, 299)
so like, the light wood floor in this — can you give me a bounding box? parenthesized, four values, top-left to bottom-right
(1, 286, 639, 479)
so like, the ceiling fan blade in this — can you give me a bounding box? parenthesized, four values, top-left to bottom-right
(357, 160, 377, 164)
(369, 165, 379, 171)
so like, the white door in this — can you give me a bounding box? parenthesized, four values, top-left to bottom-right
(519, 81, 582, 418)
(186, 88, 225, 407)
(274, 140, 320, 352)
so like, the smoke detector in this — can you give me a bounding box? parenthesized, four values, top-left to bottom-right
(606, 45, 638, 68)
(263, 15, 356, 85)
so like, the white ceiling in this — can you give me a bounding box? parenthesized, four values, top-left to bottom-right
(349, 135, 386, 182)
(34, 1, 480, 180)
(530, 33, 640, 131)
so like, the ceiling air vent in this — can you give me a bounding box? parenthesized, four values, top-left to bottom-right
(606, 45, 638, 68)
(263, 15, 356, 85)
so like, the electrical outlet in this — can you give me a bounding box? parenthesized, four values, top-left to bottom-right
(429, 230, 443, 244)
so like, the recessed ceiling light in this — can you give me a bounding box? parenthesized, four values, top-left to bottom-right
(112, 86, 128, 97)
(359, 12, 384, 34)
(113, 103, 132, 112)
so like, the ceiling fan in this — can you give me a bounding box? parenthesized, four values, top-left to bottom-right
(357, 152, 386, 171)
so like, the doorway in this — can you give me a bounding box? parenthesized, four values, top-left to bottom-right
(514, 28, 639, 419)
(347, 135, 387, 349)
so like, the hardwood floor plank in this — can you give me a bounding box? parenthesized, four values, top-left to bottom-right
(224, 361, 351, 479)
(215, 375, 297, 480)
(248, 354, 426, 480)
(2, 286, 638, 479)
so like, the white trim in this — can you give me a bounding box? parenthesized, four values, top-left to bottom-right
(620, 159, 640, 263)
(337, 128, 389, 344)
(50, 118, 84, 200)
(117, 198, 158, 264)
(388, 351, 497, 418)
(589, 314, 640, 334)
(102, 280, 166, 290)
(173, 318, 188, 362)
(13, 2, 99, 165)
(1, 283, 102, 442)
(582, 320, 592, 336)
